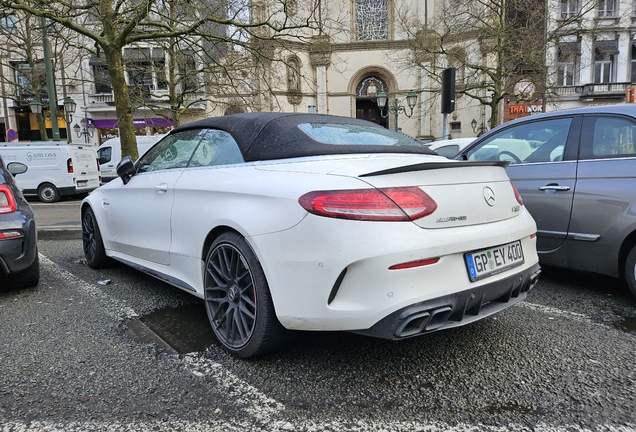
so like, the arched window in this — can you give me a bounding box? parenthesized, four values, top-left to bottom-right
(356, 76, 388, 98)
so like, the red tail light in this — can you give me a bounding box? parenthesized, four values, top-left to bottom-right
(67, 158, 74, 173)
(510, 181, 523, 205)
(0, 231, 23, 240)
(0, 185, 17, 214)
(298, 187, 438, 221)
(96, 158, 101, 171)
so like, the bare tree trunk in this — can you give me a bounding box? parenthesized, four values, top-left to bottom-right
(104, 48, 138, 160)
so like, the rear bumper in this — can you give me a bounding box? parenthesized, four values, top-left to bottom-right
(0, 219, 38, 276)
(355, 263, 541, 340)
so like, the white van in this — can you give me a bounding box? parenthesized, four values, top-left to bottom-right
(97, 135, 164, 182)
(0, 143, 101, 203)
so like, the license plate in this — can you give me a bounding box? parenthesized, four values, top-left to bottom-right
(465, 240, 524, 282)
(77, 180, 88, 188)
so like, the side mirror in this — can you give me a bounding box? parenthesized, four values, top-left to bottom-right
(117, 156, 136, 185)
(7, 162, 28, 176)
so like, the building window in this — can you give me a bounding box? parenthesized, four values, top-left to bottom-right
(153, 49, 168, 91)
(177, 53, 198, 92)
(447, 48, 467, 93)
(355, 0, 388, 41)
(124, 47, 167, 92)
(557, 43, 579, 86)
(594, 55, 614, 83)
(0, 15, 17, 34)
(597, 0, 616, 17)
(561, 0, 579, 19)
(12, 62, 46, 96)
(594, 41, 618, 83)
(93, 64, 112, 94)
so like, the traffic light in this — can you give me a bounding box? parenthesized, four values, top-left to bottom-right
(441, 68, 456, 114)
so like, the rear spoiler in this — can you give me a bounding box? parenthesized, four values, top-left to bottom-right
(360, 161, 510, 178)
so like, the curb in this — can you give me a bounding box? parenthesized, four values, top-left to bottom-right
(38, 228, 83, 240)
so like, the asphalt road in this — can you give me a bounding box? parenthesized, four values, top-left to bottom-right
(2, 200, 636, 431)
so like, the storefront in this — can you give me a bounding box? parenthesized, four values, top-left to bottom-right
(88, 117, 173, 144)
(13, 106, 68, 142)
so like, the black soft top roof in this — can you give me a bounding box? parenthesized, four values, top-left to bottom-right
(170, 112, 435, 161)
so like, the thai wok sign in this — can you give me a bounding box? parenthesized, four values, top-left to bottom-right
(503, 100, 545, 122)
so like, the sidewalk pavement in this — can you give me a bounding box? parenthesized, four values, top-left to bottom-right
(31, 200, 83, 240)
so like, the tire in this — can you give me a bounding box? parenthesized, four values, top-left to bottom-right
(82, 207, 112, 269)
(626, 245, 636, 298)
(204, 232, 290, 358)
(1, 253, 40, 291)
(37, 183, 60, 203)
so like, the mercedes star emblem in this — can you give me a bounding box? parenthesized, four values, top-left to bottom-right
(483, 186, 496, 206)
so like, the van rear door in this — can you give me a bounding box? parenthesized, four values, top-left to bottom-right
(71, 147, 101, 191)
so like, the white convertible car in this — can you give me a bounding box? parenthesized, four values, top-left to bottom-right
(81, 113, 540, 358)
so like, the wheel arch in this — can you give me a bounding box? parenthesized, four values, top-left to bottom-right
(619, 229, 636, 279)
(38, 181, 56, 189)
(80, 201, 94, 218)
(201, 225, 244, 261)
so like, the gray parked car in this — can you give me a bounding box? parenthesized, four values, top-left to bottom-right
(457, 104, 636, 297)
(0, 155, 39, 290)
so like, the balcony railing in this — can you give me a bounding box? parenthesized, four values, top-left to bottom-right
(555, 82, 631, 99)
(89, 93, 115, 104)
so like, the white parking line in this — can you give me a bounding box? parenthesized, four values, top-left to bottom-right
(31, 256, 633, 432)
(519, 302, 590, 322)
(41, 254, 138, 321)
(39, 254, 285, 422)
(182, 354, 285, 419)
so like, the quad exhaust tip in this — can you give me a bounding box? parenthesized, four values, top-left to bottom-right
(393, 268, 542, 339)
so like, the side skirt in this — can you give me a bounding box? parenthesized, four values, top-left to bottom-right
(110, 256, 197, 293)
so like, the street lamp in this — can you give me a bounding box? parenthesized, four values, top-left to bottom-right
(29, 99, 43, 115)
(74, 117, 95, 142)
(63, 97, 77, 143)
(376, 90, 418, 131)
(63, 97, 76, 121)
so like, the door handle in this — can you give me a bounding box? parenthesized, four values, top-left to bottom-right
(154, 183, 168, 193)
(538, 184, 571, 192)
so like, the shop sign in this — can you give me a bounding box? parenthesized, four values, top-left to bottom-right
(504, 100, 545, 122)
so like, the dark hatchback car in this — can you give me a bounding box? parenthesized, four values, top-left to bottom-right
(457, 104, 636, 297)
(0, 155, 39, 290)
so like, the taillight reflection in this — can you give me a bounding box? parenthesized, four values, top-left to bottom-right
(510, 181, 523, 205)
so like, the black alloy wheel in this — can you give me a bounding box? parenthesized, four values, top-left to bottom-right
(204, 232, 289, 358)
(82, 207, 111, 269)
